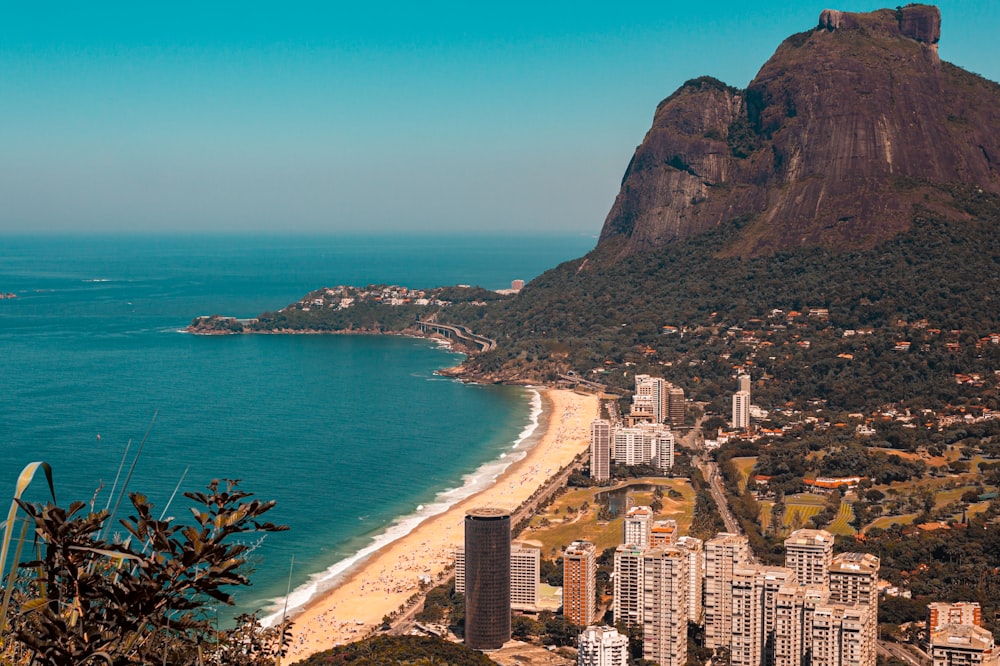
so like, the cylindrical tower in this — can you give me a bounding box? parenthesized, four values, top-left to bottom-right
(464, 507, 511, 650)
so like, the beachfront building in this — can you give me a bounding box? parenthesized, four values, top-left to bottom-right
(784, 529, 835, 588)
(613, 426, 655, 466)
(624, 423, 674, 467)
(455, 548, 465, 593)
(564, 541, 598, 626)
(642, 546, 689, 666)
(578, 625, 629, 666)
(511, 544, 541, 611)
(623, 506, 653, 549)
(677, 536, 704, 624)
(613, 544, 645, 629)
(454, 543, 540, 611)
(608, 421, 674, 470)
(464, 508, 511, 650)
(590, 419, 612, 482)
(704, 532, 751, 649)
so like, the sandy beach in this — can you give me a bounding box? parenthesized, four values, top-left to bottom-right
(282, 387, 599, 662)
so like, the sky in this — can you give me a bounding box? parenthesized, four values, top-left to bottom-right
(1, 1, 997, 235)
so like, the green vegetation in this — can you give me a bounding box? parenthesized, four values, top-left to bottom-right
(1, 469, 288, 666)
(446, 185, 1000, 414)
(521, 479, 695, 555)
(849, 510, 1000, 636)
(293, 634, 498, 665)
(731, 457, 757, 492)
(727, 113, 760, 158)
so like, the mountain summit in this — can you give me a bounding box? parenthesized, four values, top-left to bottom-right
(599, 5, 1000, 257)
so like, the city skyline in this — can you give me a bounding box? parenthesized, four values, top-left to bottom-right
(2, 1, 998, 234)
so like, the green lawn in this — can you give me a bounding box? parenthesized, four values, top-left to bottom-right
(758, 500, 773, 532)
(865, 513, 918, 531)
(782, 504, 822, 530)
(519, 478, 696, 555)
(731, 457, 758, 493)
(828, 502, 856, 535)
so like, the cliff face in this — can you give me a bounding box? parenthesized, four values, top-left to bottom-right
(599, 5, 1000, 257)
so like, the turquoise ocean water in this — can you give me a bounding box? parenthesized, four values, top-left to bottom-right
(0, 233, 594, 621)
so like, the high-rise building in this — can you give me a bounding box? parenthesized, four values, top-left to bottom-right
(730, 566, 798, 666)
(784, 529, 835, 588)
(704, 533, 751, 649)
(590, 419, 612, 482)
(651, 519, 678, 547)
(455, 547, 466, 593)
(828, 553, 878, 607)
(613, 427, 654, 465)
(612, 422, 673, 468)
(642, 547, 689, 666)
(773, 584, 830, 666)
(677, 536, 705, 624)
(455, 545, 539, 611)
(511, 544, 540, 611)
(613, 544, 645, 629)
(733, 390, 751, 429)
(578, 625, 630, 666)
(829, 552, 879, 666)
(810, 604, 874, 666)
(632, 375, 668, 424)
(929, 623, 999, 666)
(455, 544, 540, 611)
(928, 602, 983, 633)
(667, 386, 686, 426)
(624, 506, 654, 549)
(564, 541, 598, 627)
(464, 508, 511, 650)
(739, 373, 752, 395)
(654, 429, 675, 471)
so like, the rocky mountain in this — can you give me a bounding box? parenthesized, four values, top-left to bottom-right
(599, 4, 1000, 258)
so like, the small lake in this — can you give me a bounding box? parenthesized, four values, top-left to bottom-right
(595, 483, 661, 516)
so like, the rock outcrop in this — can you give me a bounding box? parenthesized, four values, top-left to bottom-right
(598, 4, 1000, 257)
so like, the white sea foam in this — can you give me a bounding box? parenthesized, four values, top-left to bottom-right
(261, 386, 543, 626)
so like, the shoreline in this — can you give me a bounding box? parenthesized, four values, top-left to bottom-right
(260, 387, 545, 624)
(279, 387, 599, 662)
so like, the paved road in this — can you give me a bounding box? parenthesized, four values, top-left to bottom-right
(877, 640, 930, 666)
(695, 456, 742, 535)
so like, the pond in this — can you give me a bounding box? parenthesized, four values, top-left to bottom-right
(594, 483, 660, 516)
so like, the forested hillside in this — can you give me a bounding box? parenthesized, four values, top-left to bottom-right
(446, 184, 1000, 413)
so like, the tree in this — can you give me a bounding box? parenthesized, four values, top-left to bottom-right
(4, 479, 289, 666)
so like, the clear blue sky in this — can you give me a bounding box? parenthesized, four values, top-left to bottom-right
(1, 1, 996, 235)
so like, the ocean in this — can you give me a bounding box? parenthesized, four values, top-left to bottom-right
(0, 233, 595, 621)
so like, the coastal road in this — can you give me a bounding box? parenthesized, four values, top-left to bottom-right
(416, 320, 496, 352)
